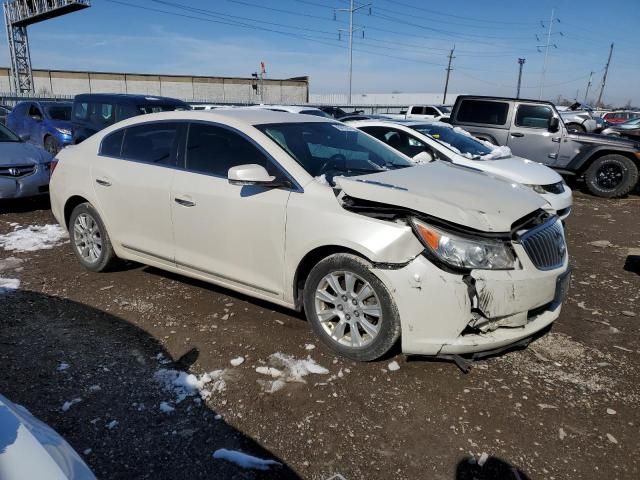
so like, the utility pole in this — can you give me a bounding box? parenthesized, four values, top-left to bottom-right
(516, 58, 526, 99)
(443, 45, 455, 104)
(583, 70, 594, 104)
(538, 8, 560, 100)
(596, 43, 614, 108)
(336, 0, 371, 105)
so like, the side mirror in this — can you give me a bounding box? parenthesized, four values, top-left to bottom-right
(413, 151, 434, 163)
(548, 117, 560, 132)
(228, 164, 283, 187)
(19, 133, 30, 141)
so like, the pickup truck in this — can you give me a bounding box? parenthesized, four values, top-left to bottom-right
(387, 105, 451, 121)
(448, 95, 640, 198)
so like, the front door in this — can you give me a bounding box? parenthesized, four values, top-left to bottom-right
(507, 103, 561, 166)
(171, 122, 290, 297)
(91, 122, 184, 263)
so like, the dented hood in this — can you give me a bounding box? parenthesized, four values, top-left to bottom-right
(335, 161, 547, 232)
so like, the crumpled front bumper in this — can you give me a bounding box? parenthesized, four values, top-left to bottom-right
(373, 245, 569, 356)
(0, 165, 50, 199)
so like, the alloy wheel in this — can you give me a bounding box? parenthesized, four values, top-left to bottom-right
(73, 213, 103, 264)
(596, 163, 623, 190)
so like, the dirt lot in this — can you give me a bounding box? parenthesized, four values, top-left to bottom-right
(1, 190, 639, 480)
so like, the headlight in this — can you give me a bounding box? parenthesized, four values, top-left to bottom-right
(527, 184, 547, 194)
(411, 218, 516, 270)
(526, 182, 565, 194)
(55, 127, 71, 135)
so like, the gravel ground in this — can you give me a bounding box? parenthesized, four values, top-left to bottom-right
(0, 190, 639, 480)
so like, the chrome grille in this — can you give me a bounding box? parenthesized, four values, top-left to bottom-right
(519, 219, 567, 270)
(0, 164, 36, 178)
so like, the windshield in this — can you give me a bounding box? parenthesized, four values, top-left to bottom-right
(438, 106, 452, 114)
(412, 124, 493, 158)
(0, 123, 20, 142)
(257, 122, 412, 181)
(45, 104, 72, 121)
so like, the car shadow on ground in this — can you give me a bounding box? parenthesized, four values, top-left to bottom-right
(454, 455, 530, 479)
(0, 290, 301, 479)
(0, 196, 51, 215)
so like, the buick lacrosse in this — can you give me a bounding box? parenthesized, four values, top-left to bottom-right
(50, 110, 570, 361)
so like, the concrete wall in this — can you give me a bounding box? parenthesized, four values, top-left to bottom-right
(0, 67, 309, 104)
(310, 92, 465, 106)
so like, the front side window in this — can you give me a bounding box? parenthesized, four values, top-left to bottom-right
(137, 104, 186, 115)
(28, 104, 43, 118)
(423, 107, 438, 116)
(515, 105, 553, 129)
(72, 102, 89, 121)
(121, 122, 181, 166)
(45, 104, 72, 121)
(410, 106, 424, 115)
(257, 122, 412, 181)
(360, 126, 430, 159)
(185, 123, 276, 177)
(457, 100, 509, 125)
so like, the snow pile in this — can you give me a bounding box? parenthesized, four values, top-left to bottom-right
(0, 277, 20, 293)
(213, 449, 281, 471)
(481, 145, 512, 160)
(154, 368, 227, 403)
(256, 353, 329, 393)
(61, 398, 82, 412)
(0, 224, 68, 252)
(230, 356, 245, 367)
(315, 174, 330, 186)
(0, 256, 23, 272)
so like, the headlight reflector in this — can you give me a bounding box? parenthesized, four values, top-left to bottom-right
(412, 218, 516, 270)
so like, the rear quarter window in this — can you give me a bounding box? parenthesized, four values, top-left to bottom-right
(100, 130, 124, 157)
(456, 100, 509, 125)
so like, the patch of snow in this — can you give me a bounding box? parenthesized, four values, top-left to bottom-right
(88, 385, 101, 392)
(106, 420, 118, 430)
(159, 402, 175, 413)
(559, 428, 567, 440)
(0, 277, 20, 293)
(0, 224, 68, 252)
(61, 398, 82, 412)
(606, 433, 618, 444)
(606, 408, 616, 415)
(481, 145, 512, 160)
(0, 256, 23, 272)
(155, 368, 227, 403)
(230, 356, 245, 367)
(387, 361, 400, 372)
(212, 449, 281, 471)
(57, 362, 70, 371)
(304, 344, 315, 350)
(83, 448, 92, 455)
(478, 452, 489, 467)
(256, 353, 329, 393)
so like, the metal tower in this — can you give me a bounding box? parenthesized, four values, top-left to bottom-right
(3, 0, 90, 93)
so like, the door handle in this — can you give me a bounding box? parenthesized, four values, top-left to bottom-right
(174, 197, 196, 207)
(551, 137, 561, 143)
(95, 178, 111, 187)
(510, 132, 524, 137)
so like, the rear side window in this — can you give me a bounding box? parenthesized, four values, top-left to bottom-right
(72, 102, 89, 121)
(185, 123, 275, 178)
(121, 122, 181, 167)
(73, 102, 115, 127)
(410, 106, 424, 115)
(456, 100, 509, 125)
(515, 105, 553, 128)
(423, 107, 438, 116)
(100, 130, 124, 157)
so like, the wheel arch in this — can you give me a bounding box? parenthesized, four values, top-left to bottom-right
(292, 245, 371, 311)
(578, 149, 639, 175)
(63, 195, 91, 228)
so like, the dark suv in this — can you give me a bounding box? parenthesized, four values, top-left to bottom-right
(449, 95, 640, 198)
(71, 94, 189, 144)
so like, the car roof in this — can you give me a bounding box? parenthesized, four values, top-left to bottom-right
(348, 119, 450, 128)
(455, 95, 555, 106)
(73, 93, 188, 105)
(241, 105, 323, 113)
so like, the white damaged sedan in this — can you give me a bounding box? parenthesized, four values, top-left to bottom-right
(49, 110, 570, 361)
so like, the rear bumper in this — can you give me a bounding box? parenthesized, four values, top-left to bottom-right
(0, 167, 50, 199)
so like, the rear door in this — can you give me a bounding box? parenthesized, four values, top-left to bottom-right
(171, 122, 290, 297)
(507, 103, 561, 166)
(91, 121, 183, 263)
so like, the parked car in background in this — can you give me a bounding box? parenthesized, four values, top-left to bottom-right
(352, 119, 572, 219)
(448, 95, 640, 198)
(602, 116, 640, 141)
(190, 103, 230, 110)
(6, 101, 72, 155)
(601, 111, 640, 125)
(0, 120, 52, 200)
(0, 105, 11, 125)
(71, 93, 189, 144)
(241, 104, 332, 118)
(556, 103, 598, 133)
(50, 109, 569, 362)
(0, 393, 96, 480)
(316, 106, 351, 118)
(339, 114, 392, 122)
(387, 105, 451, 121)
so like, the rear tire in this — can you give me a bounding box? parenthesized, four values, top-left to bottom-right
(69, 203, 119, 272)
(584, 155, 639, 198)
(303, 253, 401, 362)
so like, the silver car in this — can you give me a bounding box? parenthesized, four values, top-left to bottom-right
(0, 123, 52, 200)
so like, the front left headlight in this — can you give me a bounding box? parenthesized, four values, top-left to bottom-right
(527, 184, 547, 194)
(411, 218, 516, 270)
(55, 127, 71, 135)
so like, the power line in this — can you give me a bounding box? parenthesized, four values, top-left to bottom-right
(335, 0, 371, 104)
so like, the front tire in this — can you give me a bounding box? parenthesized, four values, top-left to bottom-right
(584, 154, 639, 198)
(69, 203, 119, 272)
(303, 253, 401, 361)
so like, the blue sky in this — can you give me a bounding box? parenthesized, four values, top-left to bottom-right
(2, 0, 639, 105)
